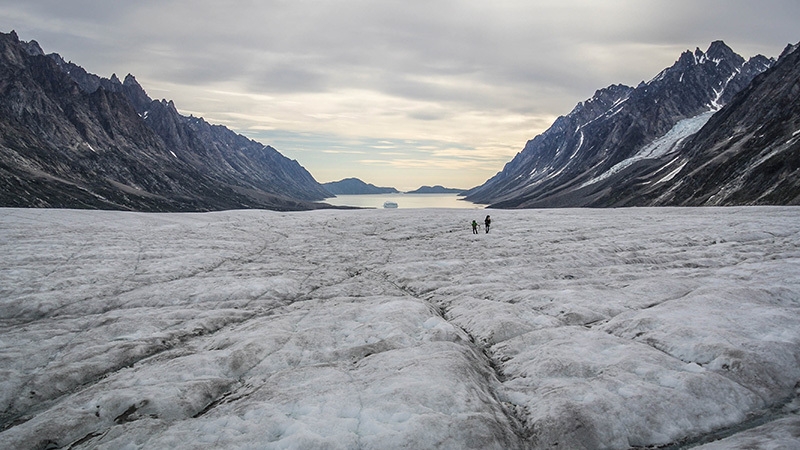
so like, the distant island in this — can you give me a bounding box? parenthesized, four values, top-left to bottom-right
(322, 178, 399, 196)
(405, 185, 465, 194)
(323, 179, 467, 196)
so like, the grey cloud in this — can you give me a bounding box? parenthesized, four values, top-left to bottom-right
(407, 109, 452, 122)
(3, 0, 798, 126)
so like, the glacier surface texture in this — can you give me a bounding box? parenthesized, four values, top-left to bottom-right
(1, 207, 799, 449)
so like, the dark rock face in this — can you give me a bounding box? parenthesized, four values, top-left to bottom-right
(0, 31, 331, 211)
(322, 178, 398, 195)
(644, 43, 800, 206)
(464, 41, 782, 208)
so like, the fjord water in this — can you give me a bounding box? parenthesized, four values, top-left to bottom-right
(321, 193, 486, 209)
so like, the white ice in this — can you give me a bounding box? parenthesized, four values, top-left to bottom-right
(580, 110, 716, 189)
(1, 207, 799, 449)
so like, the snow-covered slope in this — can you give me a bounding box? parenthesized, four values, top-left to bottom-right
(642, 40, 800, 206)
(1, 207, 799, 449)
(579, 110, 716, 189)
(464, 41, 775, 208)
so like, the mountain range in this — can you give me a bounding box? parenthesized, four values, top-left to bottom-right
(2, 31, 798, 211)
(0, 31, 332, 212)
(322, 179, 466, 195)
(465, 41, 800, 208)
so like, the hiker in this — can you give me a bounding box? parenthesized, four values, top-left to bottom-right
(484, 215, 491, 233)
(471, 220, 478, 234)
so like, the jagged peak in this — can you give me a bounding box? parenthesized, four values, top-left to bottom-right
(597, 83, 633, 97)
(694, 47, 705, 64)
(160, 99, 179, 114)
(20, 39, 44, 57)
(705, 40, 736, 61)
(779, 41, 799, 59)
(677, 50, 698, 67)
(2, 30, 45, 57)
(674, 41, 743, 68)
(748, 54, 774, 64)
(48, 52, 67, 66)
(744, 54, 775, 73)
(123, 73, 140, 87)
(2, 31, 43, 57)
(109, 73, 122, 85)
(120, 73, 154, 109)
(565, 83, 633, 126)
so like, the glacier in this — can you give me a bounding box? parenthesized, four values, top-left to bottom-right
(580, 110, 716, 189)
(1, 207, 799, 449)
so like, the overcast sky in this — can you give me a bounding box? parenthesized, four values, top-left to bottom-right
(2, 1, 798, 190)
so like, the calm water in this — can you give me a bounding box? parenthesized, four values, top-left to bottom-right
(320, 194, 486, 209)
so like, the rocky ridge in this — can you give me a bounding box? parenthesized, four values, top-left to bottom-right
(0, 31, 331, 211)
(464, 41, 795, 208)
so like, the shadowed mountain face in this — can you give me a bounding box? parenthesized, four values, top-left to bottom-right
(464, 41, 799, 208)
(0, 31, 331, 212)
(642, 43, 800, 206)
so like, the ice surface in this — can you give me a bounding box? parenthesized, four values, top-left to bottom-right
(1, 207, 799, 449)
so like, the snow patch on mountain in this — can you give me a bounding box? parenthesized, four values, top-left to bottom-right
(710, 70, 740, 110)
(580, 110, 716, 188)
(653, 161, 688, 185)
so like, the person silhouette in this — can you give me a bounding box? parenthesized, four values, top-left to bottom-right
(471, 220, 478, 234)
(484, 215, 491, 233)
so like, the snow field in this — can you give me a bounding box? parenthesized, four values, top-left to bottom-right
(1, 206, 799, 449)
